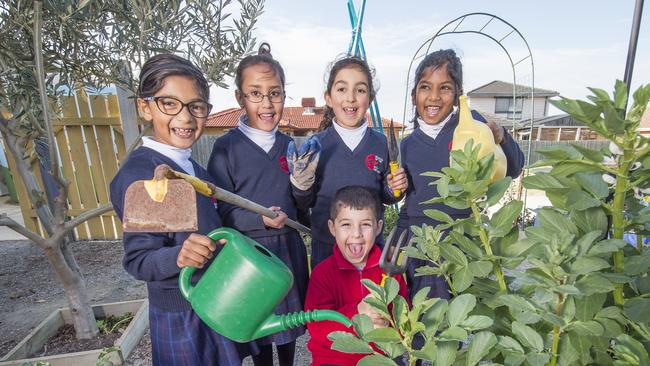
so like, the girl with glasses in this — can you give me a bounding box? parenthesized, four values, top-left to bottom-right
(110, 54, 254, 365)
(207, 43, 308, 366)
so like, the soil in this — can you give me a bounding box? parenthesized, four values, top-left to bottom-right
(0, 239, 312, 365)
(37, 324, 121, 357)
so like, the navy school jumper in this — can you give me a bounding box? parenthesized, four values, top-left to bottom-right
(398, 110, 525, 300)
(292, 126, 401, 268)
(207, 128, 309, 346)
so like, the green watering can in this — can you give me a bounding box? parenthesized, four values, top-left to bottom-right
(179, 227, 352, 342)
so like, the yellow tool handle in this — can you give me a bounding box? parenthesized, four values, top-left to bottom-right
(389, 161, 401, 197)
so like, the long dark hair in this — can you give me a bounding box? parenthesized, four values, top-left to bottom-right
(138, 54, 209, 101)
(319, 56, 377, 131)
(410, 49, 463, 129)
(234, 42, 286, 91)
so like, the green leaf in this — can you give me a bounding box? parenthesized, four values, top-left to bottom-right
(447, 294, 476, 327)
(436, 341, 458, 366)
(575, 273, 614, 295)
(452, 266, 473, 292)
(329, 332, 374, 354)
(352, 314, 374, 338)
(412, 287, 430, 308)
(571, 207, 608, 235)
(486, 176, 512, 206)
(565, 189, 603, 210)
(468, 260, 493, 277)
(575, 172, 610, 198)
(424, 209, 454, 224)
(571, 145, 605, 163)
(571, 256, 611, 275)
(565, 320, 604, 336)
(512, 321, 544, 352)
(499, 294, 537, 313)
(439, 243, 468, 267)
(522, 173, 564, 190)
(361, 279, 385, 302)
(526, 352, 551, 366)
(438, 326, 468, 341)
(538, 208, 578, 236)
(357, 354, 399, 366)
(576, 230, 605, 255)
(613, 79, 628, 110)
(489, 200, 523, 237)
(588, 239, 627, 255)
(449, 231, 483, 258)
(501, 238, 536, 258)
(466, 331, 497, 366)
(624, 254, 650, 276)
(498, 335, 525, 354)
(411, 339, 437, 361)
(624, 298, 650, 322)
(613, 334, 650, 365)
(575, 293, 607, 321)
(460, 315, 493, 331)
(391, 296, 409, 330)
(364, 327, 402, 343)
(421, 299, 448, 337)
(555, 285, 581, 295)
(384, 277, 399, 304)
(559, 333, 580, 366)
(602, 103, 626, 134)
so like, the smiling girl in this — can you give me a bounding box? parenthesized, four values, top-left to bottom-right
(110, 54, 253, 365)
(289, 56, 408, 269)
(398, 49, 525, 301)
(207, 43, 307, 366)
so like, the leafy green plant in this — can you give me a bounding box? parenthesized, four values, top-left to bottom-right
(384, 206, 399, 238)
(329, 81, 650, 365)
(96, 312, 134, 335)
(95, 346, 120, 366)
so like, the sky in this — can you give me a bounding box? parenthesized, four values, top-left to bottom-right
(210, 0, 649, 123)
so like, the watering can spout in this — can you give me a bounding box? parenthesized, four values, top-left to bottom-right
(252, 310, 352, 340)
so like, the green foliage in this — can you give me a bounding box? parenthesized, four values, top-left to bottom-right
(384, 206, 399, 238)
(96, 346, 120, 366)
(96, 312, 134, 335)
(330, 82, 650, 365)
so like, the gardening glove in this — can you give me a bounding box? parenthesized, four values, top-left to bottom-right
(287, 135, 321, 191)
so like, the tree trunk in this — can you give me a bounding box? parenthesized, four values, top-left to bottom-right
(43, 244, 99, 339)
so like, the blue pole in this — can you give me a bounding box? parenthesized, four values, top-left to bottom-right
(347, 0, 385, 134)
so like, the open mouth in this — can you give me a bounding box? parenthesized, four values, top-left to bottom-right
(424, 105, 441, 117)
(347, 242, 365, 258)
(343, 107, 357, 115)
(258, 113, 275, 123)
(172, 127, 195, 138)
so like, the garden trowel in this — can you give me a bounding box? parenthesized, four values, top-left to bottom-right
(123, 164, 310, 234)
(387, 119, 401, 197)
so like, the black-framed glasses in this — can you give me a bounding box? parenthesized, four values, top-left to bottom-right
(241, 90, 285, 103)
(142, 96, 213, 118)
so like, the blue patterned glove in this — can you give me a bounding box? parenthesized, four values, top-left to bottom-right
(287, 135, 321, 190)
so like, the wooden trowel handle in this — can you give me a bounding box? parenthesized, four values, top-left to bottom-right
(154, 165, 311, 234)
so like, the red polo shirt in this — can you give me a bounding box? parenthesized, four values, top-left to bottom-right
(304, 244, 409, 366)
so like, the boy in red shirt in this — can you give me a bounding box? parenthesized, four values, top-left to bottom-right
(305, 186, 409, 366)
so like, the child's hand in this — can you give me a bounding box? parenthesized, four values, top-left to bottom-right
(177, 234, 220, 268)
(287, 136, 321, 191)
(357, 295, 389, 328)
(263, 206, 288, 229)
(387, 167, 408, 194)
(487, 120, 504, 144)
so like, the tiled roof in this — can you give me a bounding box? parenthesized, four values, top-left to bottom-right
(467, 80, 559, 97)
(205, 106, 403, 130)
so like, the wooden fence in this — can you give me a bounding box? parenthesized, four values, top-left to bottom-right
(5, 91, 127, 240)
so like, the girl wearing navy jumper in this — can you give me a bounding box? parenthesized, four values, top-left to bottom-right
(398, 49, 525, 300)
(207, 44, 307, 366)
(110, 54, 253, 365)
(289, 56, 408, 269)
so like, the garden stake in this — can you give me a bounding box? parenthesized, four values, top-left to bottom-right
(123, 164, 310, 234)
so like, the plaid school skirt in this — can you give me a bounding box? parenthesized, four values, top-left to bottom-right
(149, 303, 258, 366)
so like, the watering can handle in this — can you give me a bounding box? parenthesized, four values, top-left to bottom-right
(178, 227, 235, 300)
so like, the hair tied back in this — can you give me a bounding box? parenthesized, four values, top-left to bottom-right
(258, 42, 272, 57)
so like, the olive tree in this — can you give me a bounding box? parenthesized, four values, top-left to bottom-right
(0, 0, 263, 339)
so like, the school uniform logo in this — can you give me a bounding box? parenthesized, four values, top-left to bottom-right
(448, 140, 453, 151)
(365, 154, 384, 174)
(278, 155, 289, 174)
(211, 197, 218, 210)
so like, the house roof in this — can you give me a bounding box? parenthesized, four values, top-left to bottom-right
(641, 107, 650, 128)
(205, 105, 403, 130)
(467, 80, 559, 98)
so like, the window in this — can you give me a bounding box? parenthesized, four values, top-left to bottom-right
(495, 97, 523, 119)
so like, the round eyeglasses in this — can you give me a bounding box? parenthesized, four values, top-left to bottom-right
(241, 90, 285, 103)
(142, 96, 213, 118)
